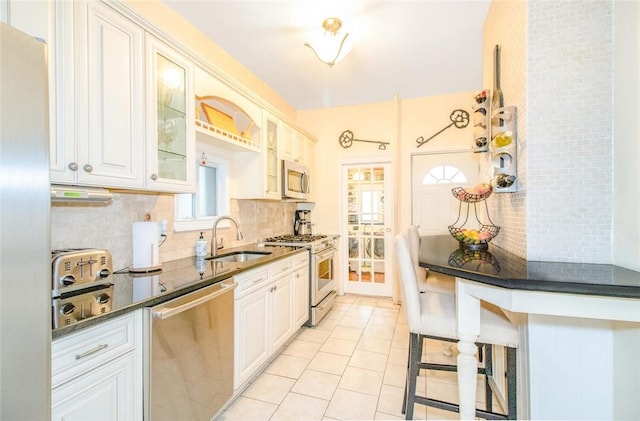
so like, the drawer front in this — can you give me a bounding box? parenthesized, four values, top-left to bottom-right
(234, 266, 269, 298)
(52, 311, 139, 388)
(293, 251, 309, 267)
(270, 256, 293, 279)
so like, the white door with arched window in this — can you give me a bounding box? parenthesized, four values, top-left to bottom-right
(411, 152, 480, 235)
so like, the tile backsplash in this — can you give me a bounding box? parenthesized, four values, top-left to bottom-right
(51, 192, 297, 271)
(482, 0, 613, 263)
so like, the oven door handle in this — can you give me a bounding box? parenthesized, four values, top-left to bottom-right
(150, 281, 237, 320)
(315, 248, 336, 261)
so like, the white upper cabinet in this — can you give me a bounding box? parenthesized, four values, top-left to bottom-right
(52, 1, 145, 188)
(145, 34, 195, 192)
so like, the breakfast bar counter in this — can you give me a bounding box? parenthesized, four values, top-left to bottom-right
(418, 235, 640, 420)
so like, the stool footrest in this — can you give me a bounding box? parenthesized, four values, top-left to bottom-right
(413, 395, 510, 420)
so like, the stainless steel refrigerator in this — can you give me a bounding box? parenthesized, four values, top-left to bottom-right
(0, 22, 51, 420)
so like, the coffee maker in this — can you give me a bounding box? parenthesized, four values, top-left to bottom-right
(294, 210, 312, 235)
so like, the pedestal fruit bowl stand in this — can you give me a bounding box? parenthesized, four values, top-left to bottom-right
(448, 184, 500, 250)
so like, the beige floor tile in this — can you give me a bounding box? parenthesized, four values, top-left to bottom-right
(354, 296, 379, 306)
(319, 337, 357, 356)
(241, 373, 296, 404)
(349, 348, 388, 372)
(363, 323, 396, 339)
(375, 298, 400, 309)
(372, 306, 399, 318)
(314, 316, 341, 331)
(296, 327, 332, 344)
(264, 354, 310, 379)
(357, 335, 392, 354)
(218, 396, 277, 421)
(346, 306, 374, 319)
(338, 315, 370, 329)
(291, 369, 341, 400)
(281, 338, 322, 359)
(325, 388, 379, 420)
(308, 351, 350, 376)
(387, 345, 409, 366)
(335, 294, 356, 304)
(269, 392, 329, 421)
(375, 411, 404, 420)
(426, 405, 459, 420)
(383, 361, 407, 388)
(375, 384, 405, 418)
(338, 366, 384, 396)
(220, 294, 484, 421)
(330, 325, 363, 341)
(367, 314, 398, 328)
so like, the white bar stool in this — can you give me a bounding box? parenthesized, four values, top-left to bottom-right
(407, 225, 455, 294)
(395, 232, 518, 419)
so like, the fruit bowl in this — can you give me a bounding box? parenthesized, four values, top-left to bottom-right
(452, 185, 492, 203)
(447, 224, 500, 249)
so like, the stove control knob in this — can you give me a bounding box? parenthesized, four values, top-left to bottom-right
(60, 303, 75, 316)
(97, 294, 111, 305)
(60, 275, 75, 286)
(98, 269, 110, 278)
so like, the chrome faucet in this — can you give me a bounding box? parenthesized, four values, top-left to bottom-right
(211, 216, 243, 257)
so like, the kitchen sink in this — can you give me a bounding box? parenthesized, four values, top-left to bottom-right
(205, 251, 272, 263)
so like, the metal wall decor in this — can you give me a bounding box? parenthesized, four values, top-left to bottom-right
(416, 109, 469, 147)
(339, 130, 389, 150)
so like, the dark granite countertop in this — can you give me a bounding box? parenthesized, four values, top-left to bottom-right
(52, 244, 305, 339)
(418, 235, 640, 299)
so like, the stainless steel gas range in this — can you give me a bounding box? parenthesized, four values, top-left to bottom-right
(264, 234, 338, 326)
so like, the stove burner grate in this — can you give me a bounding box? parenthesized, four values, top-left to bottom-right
(265, 234, 327, 243)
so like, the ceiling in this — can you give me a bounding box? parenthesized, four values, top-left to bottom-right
(163, 0, 491, 110)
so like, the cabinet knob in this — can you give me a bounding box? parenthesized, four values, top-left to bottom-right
(83, 164, 93, 173)
(68, 162, 79, 171)
(150, 173, 158, 181)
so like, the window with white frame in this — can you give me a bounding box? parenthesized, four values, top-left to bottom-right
(174, 146, 230, 232)
(422, 165, 467, 185)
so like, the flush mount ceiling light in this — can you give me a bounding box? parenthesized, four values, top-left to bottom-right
(305, 17, 352, 67)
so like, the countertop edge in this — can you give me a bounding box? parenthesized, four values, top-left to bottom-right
(52, 246, 306, 339)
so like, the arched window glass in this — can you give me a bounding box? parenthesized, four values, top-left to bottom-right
(422, 165, 467, 185)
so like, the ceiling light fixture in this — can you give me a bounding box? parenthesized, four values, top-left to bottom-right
(305, 17, 352, 67)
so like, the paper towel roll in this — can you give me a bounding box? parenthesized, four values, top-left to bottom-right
(131, 221, 162, 272)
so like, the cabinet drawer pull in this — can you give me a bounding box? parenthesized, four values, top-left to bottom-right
(253, 277, 265, 284)
(75, 343, 108, 360)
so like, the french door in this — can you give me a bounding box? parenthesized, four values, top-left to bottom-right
(342, 161, 393, 297)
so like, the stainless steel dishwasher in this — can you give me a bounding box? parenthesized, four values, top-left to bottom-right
(144, 280, 237, 421)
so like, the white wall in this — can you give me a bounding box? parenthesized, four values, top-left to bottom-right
(526, 0, 614, 263)
(298, 92, 479, 241)
(613, 1, 640, 271)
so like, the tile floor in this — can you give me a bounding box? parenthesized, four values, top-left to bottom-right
(219, 294, 496, 420)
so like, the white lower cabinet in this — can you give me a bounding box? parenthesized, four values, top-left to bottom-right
(293, 264, 310, 328)
(51, 352, 137, 421)
(234, 252, 308, 390)
(51, 311, 143, 421)
(234, 281, 270, 388)
(270, 273, 293, 352)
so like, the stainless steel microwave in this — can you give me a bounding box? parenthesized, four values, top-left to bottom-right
(282, 159, 310, 200)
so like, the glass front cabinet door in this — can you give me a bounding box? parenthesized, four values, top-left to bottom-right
(263, 113, 280, 199)
(146, 35, 195, 192)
